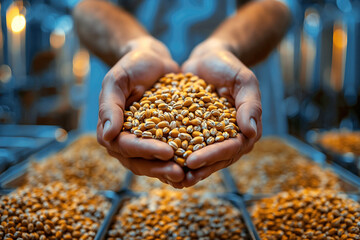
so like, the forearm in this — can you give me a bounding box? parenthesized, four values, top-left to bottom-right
(211, 0, 291, 66)
(73, 0, 148, 66)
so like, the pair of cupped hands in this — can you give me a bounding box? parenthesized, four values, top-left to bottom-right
(97, 36, 262, 188)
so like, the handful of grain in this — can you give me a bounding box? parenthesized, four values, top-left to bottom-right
(123, 73, 239, 166)
(252, 189, 360, 239)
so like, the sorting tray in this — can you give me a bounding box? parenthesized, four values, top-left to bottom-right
(0, 124, 59, 174)
(0, 184, 119, 240)
(306, 129, 360, 175)
(0, 130, 131, 191)
(95, 189, 260, 240)
(223, 134, 360, 198)
(0, 180, 260, 239)
(94, 189, 135, 240)
(0, 130, 133, 240)
(1, 133, 360, 240)
(243, 189, 360, 239)
(0, 130, 79, 188)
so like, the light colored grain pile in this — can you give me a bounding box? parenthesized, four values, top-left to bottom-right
(28, 135, 126, 191)
(230, 137, 340, 194)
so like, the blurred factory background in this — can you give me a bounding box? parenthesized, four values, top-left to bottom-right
(0, 0, 359, 139)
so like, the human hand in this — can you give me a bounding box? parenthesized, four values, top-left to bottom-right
(97, 36, 185, 185)
(181, 38, 262, 187)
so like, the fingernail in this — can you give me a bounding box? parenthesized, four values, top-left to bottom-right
(154, 154, 164, 160)
(165, 174, 176, 183)
(187, 156, 206, 169)
(188, 172, 202, 185)
(250, 118, 257, 136)
(187, 172, 195, 182)
(103, 120, 111, 137)
(199, 161, 207, 168)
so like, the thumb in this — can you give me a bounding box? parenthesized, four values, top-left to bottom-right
(236, 102, 262, 139)
(181, 59, 199, 75)
(98, 73, 127, 141)
(99, 101, 124, 141)
(164, 59, 181, 74)
(234, 69, 262, 139)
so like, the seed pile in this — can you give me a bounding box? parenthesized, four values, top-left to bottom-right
(252, 189, 360, 239)
(230, 138, 340, 194)
(0, 182, 109, 239)
(319, 131, 360, 156)
(123, 73, 239, 166)
(27, 135, 126, 191)
(132, 172, 225, 193)
(107, 189, 248, 239)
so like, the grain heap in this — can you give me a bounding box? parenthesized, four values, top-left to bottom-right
(0, 182, 109, 239)
(230, 138, 340, 194)
(252, 189, 360, 239)
(318, 131, 360, 156)
(132, 172, 225, 193)
(107, 189, 248, 239)
(123, 73, 239, 166)
(27, 135, 126, 191)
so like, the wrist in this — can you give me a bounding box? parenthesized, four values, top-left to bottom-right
(118, 35, 150, 58)
(190, 38, 239, 59)
(120, 36, 171, 59)
(206, 37, 241, 58)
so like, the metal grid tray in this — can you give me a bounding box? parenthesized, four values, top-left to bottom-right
(0, 185, 121, 240)
(1, 133, 360, 240)
(0, 131, 258, 239)
(223, 134, 360, 198)
(94, 189, 260, 240)
(0, 129, 79, 189)
(0, 124, 59, 174)
(0, 131, 133, 240)
(0, 130, 132, 191)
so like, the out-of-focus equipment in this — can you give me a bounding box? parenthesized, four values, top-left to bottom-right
(0, 0, 359, 136)
(0, 0, 89, 130)
(280, 0, 360, 137)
